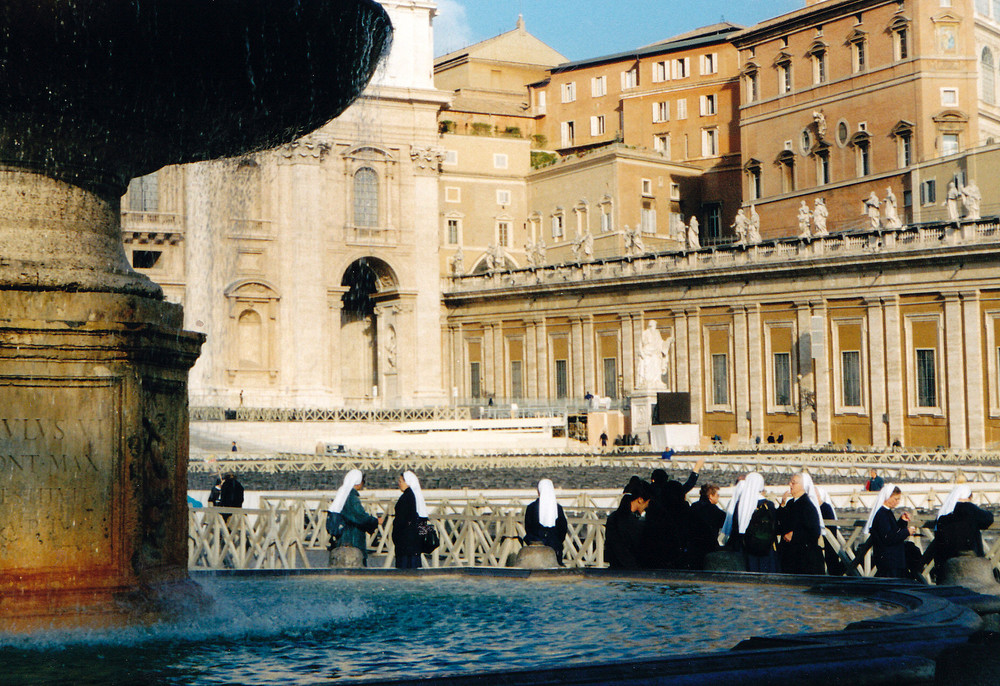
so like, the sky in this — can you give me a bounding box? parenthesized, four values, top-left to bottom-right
(434, 0, 806, 61)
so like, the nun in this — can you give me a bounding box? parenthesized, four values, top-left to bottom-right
(777, 472, 823, 575)
(722, 472, 779, 572)
(393, 470, 429, 569)
(931, 484, 994, 578)
(863, 484, 916, 578)
(524, 478, 569, 564)
(328, 470, 381, 565)
(815, 484, 844, 575)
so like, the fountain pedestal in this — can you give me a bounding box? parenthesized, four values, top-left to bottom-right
(0, 290, 203, 631)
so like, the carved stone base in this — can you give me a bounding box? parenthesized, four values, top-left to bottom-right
(940, 553, 1000, 595)
(0, 291, 204, 631)
(514, 543, 558, 569)
(629, 390, 659, 444)
(329, 546, 365, 568)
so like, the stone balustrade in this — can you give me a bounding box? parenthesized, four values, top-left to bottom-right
(444, 217, 1000, 294)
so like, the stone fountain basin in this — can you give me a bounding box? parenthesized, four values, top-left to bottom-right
(0, 0, 391, 192)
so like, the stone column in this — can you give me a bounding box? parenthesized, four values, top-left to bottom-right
(796, 304, 816, 445)
(494, 322, 505, 400)
(812, 301, 832, 444)
(747, 304, 765, 441)
(865, 299, 888, 447)
(582, 315, 596, 397)
(944, 293, 967, 449)
(884, 296, 906, 444)
(733, 306, 750, 439)
(327, 287, 348, 405)
(449, 323, 463, 401)
(571, 317, 584, 398)
(687, 308, 703, 425)
(675, 310, 690, 394)
(526, 320, 539, 399)
(620, 313, 635, 395)
(962, 291, 986, 449)
(536, 318, 549, 399)
(483, 322, 495, 400)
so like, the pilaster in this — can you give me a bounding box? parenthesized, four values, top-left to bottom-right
(962, 291, 986, 449)
(944, 292, 967, 449)
(865, 298, 887, 447)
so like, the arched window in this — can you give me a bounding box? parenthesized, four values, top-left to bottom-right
(353, 167, 379, 227)
(237, 309, 264, 368)
(983, 47, 996, 105)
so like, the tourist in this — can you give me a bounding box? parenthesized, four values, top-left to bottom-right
(776, 433, 784, 444)
(767, 433, 775, 444)
(777, 473, 823, 574)
(863, 484, 917, 578)
(524, 478, 569, 564)
(865, 469, 885, 492)
(641, 458, 705, 568)
(393, 470, 429, 569)
(600, 431, 608, 449)
(688, 483, 725, 569)
(218, 472, 245, 520)
(329, 470, 381, 565)
(605, 480, 653, 569)
(231, 440, 238, 452)
(931, 484, 994, 579)
(208, 476, 223, 506)
(722, 472, 779, 572)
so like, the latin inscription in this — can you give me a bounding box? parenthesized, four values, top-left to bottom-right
(0, 385, 116, 570)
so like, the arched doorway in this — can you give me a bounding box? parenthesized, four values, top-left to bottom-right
(340, 257, 399, 402)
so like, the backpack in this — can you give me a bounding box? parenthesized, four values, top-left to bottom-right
(744, 502, 777, 557)
(417, 517, 439, 554)
(326, 510, 346, 545)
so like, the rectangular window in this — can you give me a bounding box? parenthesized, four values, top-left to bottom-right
(591, 75, 607, 97)
(813, 53, 827, 84)
(921, 179, 937, 205)
(747, 72, 759, 102)
(445, 186, 460, 203)
(590, 115, 606, 136)
(941, 88, 959, 106)
(551, 214, 564, 238)
(444, 150, 458, 165)
(561, 120, 575, 147)
(447, 218, 459, 244)
(131, 250, 161, 269)
(702, 128, 718, 156)
(128, 173, 159, 212)
(561, 82, 576, 103)
(677, 99, 687, 119)
(701, 52, 717, 75)
(699, 94, 717, 116)
(603, 358, 618, 399)
(497, 221, 510, 247)
(852, 40, 866, 72)
(641, 203, 656, 234)
(773, 352, 791, 406)
(942, 133, 960, 156)
(673, 57, 690, 79)
(621, 68, 638, 89)
(899, 133, 912, 167)
(818, 152, 831, 185)
(654, 134, 670, 156)
(712, 353, 728, 405)
(510, 360, 523, 399)
(641, 178, 653, 196)
(779, 63, 792, 93)
(705, 203, 721, 241)
(652, 101, 669, 123)
(842, 351, 862, 407)
(536, 90, 546, 113)
(917, 349, 937, 407)
(895, 28, 909, 60)
(496, 189, 511, 205)
(493, 153, 508, 169)
(555, 359, 568, 399)
(749, 168, 762, 200)
(653, 60, 669, 82)
(601, 209, 613, 232)
(470, 361, 482, 399)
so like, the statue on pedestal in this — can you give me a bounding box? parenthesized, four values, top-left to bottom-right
(732, 208, 749, 244)
(945, 181, 961, 222)
(624, 225, 645, 257)
(812, 198, 828, 236)
(748, 204, 762, 243)
(883, 187, 902, 229)
(687, 217, 700, 250)
(451, 246, 465, 275)
(962, 180, 982, 220)
(863, 191, 880, 230)
(637, 321, 672, 390)
(797, 200, 812, 238)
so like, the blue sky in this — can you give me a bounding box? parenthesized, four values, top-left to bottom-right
(434, 1, 806, 60)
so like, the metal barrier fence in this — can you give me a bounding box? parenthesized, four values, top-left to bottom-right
(188, 492, 1000, 580)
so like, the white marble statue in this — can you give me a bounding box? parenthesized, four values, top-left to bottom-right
(583, 231, 593, 257)
(637, 321, 671, 389)
(945, 181, 961, 222)
(748, 204, 762, 243)
(687, 216, 700, 250)
(484, 244, 496, 272)
(797, 200, 812, 238)
(535, 238, 547, 266)
(524, 242, 537, 268)
(962, 180, 982, 220)
(732, 208, 749, 244)
(452, 245, 465, 274)
(883, 187, 902, 229)
(812, 198, 828, 236)
(863, 191, 880, 230)
(624, 225, 645, 257)
(812, 110, 827, 139)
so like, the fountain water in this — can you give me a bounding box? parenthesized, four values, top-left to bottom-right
(0, 0, 391, 630)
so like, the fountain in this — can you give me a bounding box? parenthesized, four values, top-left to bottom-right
(0, 0, 390, 630)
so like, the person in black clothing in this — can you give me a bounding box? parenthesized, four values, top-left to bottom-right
(208, 476, 223, 507)
(524, 478, 569, 564)
(392, 471, 428, 569)
(776, 433, 784, 444)
(817, 488, 844, 576)
(767, 433, 775, 444)
(641, 457, 705, 569)
(864, 485, 917, 578)
(605, 481, 653, 569)
(777, 473, 823, 574)
(217, 472, 244, 523)
(688, 483, 725, 569)
(931, 484, 994, 580)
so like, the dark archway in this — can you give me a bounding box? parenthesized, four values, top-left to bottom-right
(339, 257, 399, 401)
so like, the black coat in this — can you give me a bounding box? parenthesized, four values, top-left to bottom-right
(392, 488, 422, 556)
(219, 477, 244, 508)
(777, 495, 823, 574)
(605, 507, 644, 569)
(688, 498, 725, 567)
(524, 500, 569, 562)
(933, 501, 995, 571)
(870, 506, 910, 577)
